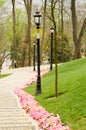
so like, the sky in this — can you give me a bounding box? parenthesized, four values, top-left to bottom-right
(33, 0, 42, 3)
(33, 0, 42, 5)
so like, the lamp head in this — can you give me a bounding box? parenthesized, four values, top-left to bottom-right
(33, 42, 36, 46)
(33, 11, 42, 28)
(50, 27, 54, 33)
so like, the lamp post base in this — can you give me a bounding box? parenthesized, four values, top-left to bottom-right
(35, 75, 42, 95)
(35, 89, 42, 95)
(50, 64, 53, 71)
(33, 67, 35, 71)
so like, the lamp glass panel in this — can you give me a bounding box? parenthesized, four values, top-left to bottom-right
(34, 17, 40, 24)
(50, 28, 54, 33)
(33, 42, 36, 45)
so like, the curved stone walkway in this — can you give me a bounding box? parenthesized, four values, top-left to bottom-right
(0, 65, 49, 130)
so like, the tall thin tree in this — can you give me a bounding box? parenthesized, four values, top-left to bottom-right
(23, 0, 32, 66)
(12, 0, 16, 67)
(40, 0, 47, 64)
(51, 0, 58, 97)
(61, 0, 64, 62)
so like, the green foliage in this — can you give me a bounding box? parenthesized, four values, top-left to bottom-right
(6, 8, 27, 67)
(0, 0, 5, 7)
(53, 34, 72, 63)
(0, 22, 10, 69)
(24, 58, 86, 130)
(43, 32, 72, 64)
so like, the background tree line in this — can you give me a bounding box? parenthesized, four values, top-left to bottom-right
(0, 0, 86, 69)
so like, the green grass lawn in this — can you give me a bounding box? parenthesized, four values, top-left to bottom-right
(24, 58, 86, 130)
(0, 73, 11, 79)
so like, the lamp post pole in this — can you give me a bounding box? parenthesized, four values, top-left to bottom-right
(33, 42, 36, 71)
(34, 11, 42, 95)
(50, 27, 54, 71)
(36, 34, 41, 94)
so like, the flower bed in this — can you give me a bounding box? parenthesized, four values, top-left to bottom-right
(14, 69, 70, 130)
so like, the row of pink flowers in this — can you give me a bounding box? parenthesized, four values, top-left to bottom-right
(14, 69, 70, 130)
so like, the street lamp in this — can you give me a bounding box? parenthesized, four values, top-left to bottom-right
(50, 27, 54, 71)
(33, 42, 36, 71)
(33, 11, 42, 95)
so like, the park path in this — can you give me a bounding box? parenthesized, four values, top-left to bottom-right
(0, 65, 49, 130)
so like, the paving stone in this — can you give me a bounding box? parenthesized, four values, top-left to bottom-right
(0, 66, 49, 130)
(0, 124, 35, 130)
(0, 91, 39, 130)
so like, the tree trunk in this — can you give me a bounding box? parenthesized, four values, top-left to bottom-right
(77, 18, 86, 45)
(71, 0, 86, 59)
(12, 0, 16, 67)
(27, 0, 32, 66)
(23, 0, 32, 66)
(58, 0, 61, 32)
(71, 0, 77, 46)
(21, 45, 27, 67)
(73, 44, 81, 59)
(40, 0, 47, 64)
(85, 41, 86, 57)
(61, 0, 64, 62)
(51, 0, 58, 97)
(71, 0, 78, 59)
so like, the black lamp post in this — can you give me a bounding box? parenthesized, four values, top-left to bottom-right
(33, 11, 42, 95)
(33, 42, 36, 71)
(50, 27, 54, 71)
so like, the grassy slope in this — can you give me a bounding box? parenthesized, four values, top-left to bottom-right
(24, 58, 86, 130)
(0, 74, 11, 79)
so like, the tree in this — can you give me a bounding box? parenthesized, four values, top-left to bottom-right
(23, 0, 32, 66)
(0, 0, 10, 69)
(41, 0, 47, 64)
(12, 8, 27, 67)
(60, 0, 64, 62)
(85, 40, 86, 57)
(51, 0, 58, 97)
(71, 0, 86, 59)
(11, 0, 16, 67)
(0, 24, 9, 69)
